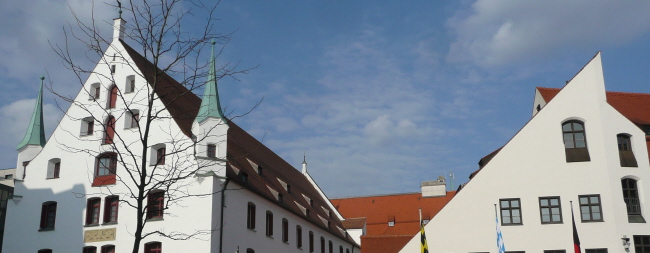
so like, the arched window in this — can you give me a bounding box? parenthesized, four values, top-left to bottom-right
(296, 225, 303, 248)
(147, 190, 165, 219)
(339, 245, 343, 253)
(94, 153, 117, 186)
(562, 120, 590, 162)
(47, 158, 61, 179)
(309, 231, 314, 253)
(328, 240, 333, 253)
(101, 245, 115, 253)
(144, 242, 161, 253)
(83, 246, 97, 253)
(40, 201, 57, 230)
(247, 202, 256, 229)
(282, 218, 289, 242)
(38, 249, 52, 253)
(265, 211, 273, 236)
(617, 134, 638, 167)
(108, 85, 118, 108)
(103, 116, 116, 144)
(320, 236, 325, 253)
(246, 249, 255, 253)
(622, 178, 645, 222)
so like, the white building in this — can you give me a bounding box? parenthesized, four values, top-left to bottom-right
(3, 18, 359, 253)
(399, 52, 650, 253)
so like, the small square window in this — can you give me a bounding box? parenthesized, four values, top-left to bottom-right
(388, 221, 395, 227)
(579, 194, 603, 222)
(539, 196, 562, 224)
(207, 144, 216, 158)
(500, 198, 522, 225)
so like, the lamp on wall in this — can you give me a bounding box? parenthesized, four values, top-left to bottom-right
(622, 235, 631, 251)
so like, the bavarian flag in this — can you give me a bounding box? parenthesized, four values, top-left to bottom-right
(421, 221, 429, 253)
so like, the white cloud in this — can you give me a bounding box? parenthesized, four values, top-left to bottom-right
(447, 0, 650, 68)
(0, 99, 62, 169)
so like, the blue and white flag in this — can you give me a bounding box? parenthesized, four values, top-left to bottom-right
(496, 211, 506, 253)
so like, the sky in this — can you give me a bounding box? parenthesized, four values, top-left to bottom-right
(2, 1, 650, 198)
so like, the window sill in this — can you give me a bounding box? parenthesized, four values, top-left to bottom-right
(146, 217, 164, 222)
(247, 228, 256, 232)
(581, 220, 604, 223)
(501, 223, 523, 226)
(102, 222, 118, 226)
(266, 235, 274, 239)
(84, 224, 100, 228)
(92, 175, 116, 186)
(45, 178, 60, 180)
(541, 222, 563, 225)
(38, 228, 55, 232)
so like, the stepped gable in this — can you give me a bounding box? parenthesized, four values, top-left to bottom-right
(226, 121, 357, 245)
(119, 40, 201, 137)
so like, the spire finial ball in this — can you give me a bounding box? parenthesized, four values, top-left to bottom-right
(211, 39, 216, 46)
(40, 76, 45, 81)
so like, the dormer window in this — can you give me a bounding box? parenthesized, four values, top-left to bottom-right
(562, 120, 590, 162)
(617, 134, 638, 167)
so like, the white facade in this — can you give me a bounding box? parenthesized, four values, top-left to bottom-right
(399, 53, 650, 253)
(4, 19, 358, 253)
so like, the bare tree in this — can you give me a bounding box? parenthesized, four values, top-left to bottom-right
(49, 1, 255, 252)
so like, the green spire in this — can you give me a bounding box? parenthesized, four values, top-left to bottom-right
(17, 76, 47, 150)
(196, 40, 226, 123)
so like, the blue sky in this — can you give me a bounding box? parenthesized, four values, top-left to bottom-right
(2, 1, 650, 197)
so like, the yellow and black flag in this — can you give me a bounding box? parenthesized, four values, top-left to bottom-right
(419, 208, 429, 253)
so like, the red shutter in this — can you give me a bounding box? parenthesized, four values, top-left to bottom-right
(109, 86, 118, 108)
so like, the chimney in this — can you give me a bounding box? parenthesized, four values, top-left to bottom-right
(113, 18, 126, 41)
(421, 176, 447, 198)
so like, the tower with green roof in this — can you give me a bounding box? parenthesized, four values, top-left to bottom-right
(15, 76, 47, 179)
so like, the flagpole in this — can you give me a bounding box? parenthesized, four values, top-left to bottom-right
(571, 201, 581, 253)
(495, 204, 505, 253)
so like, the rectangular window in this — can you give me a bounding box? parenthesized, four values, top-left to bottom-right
(579, 195, 603, 222)
(320, 237, 325, 253)
(635, 236, 650, 253)
(144, 242, 162, 253)
(585, 249, 607, 253)
(539, 196, 562, 224)
(500, 198, 522, 225)
(247, 203, 256, 230)
(618, 134, 638, 167)
(104, 196, 119, 223)
(53, 162, 61, 179)
(147, 191, 164, 219)
(544, 250, 566, 253)
(129, 79, 135, 93)
(156, 148, 165, 165)
(207, 144, 216, 158)
(86, 198, 101, 225)
(329, 240, 333, 253)
(131, 113, 139, 128)
(266, 211, 274, 237)
(40, 202, 57, 230)
(94, 86, 101, 99)
(110, 65, 116, 74)
(83, 246, 97, 253)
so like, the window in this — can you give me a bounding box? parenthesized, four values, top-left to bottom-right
(147, 191, 164, 219)
(500, 198, 522, 225)
(94, 153, 117, 186)
(103, 116, 116, 144)
(81, 117, 94, 136)
(247, 202, 256, 230)
(125, 110, 139, 129)
(144, 242, 161, 253)
(104, 196, 119, 223)
(320, 236, 325, 253)
(287, 184, 291, 194)
(38, 250, 52, 253)
(110, 65, 116, 74)
(101, 245, 115, 253)
(83, 246, 97, 253)
(108, 85, 118, 108)
(86, 198, 101, 225)
(622, 179, 645, 223)
(539, 196, 562, 224)
(4, 174, 12, 179)
(246, 249, 255, 253)
(635, 236, 650, 253)
(241, 172, 249, 183)
(309, 231, 314, 253)
(207, 144, 216, 158)
(346, 249, 350, 253)
(296, 225, 303, 248)
(40, 201, 57, 230)
(579, 194, 603, 222)
(562, 120, 590, 162)
(156, 148, 166, 165)
(339, 246, 343, 253)
(125, 75, 135, 93)
(90, 83, 100, 100)
(618, 134, 638, 167)
(47, 158, 61, 179)
(329, 240, 333, 253)
(278, 193, 284, 203)
(282, 218, 289, 243)
(585, 249, 607, 253)
(266, 211, 273, 237)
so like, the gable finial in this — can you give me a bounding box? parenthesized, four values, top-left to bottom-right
(117, 0, 122, 19)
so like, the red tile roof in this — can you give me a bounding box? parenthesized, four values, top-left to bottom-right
(359, 235, 413, 253)
(342, 217, 366, 229)
(331, 191, 455, 252)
